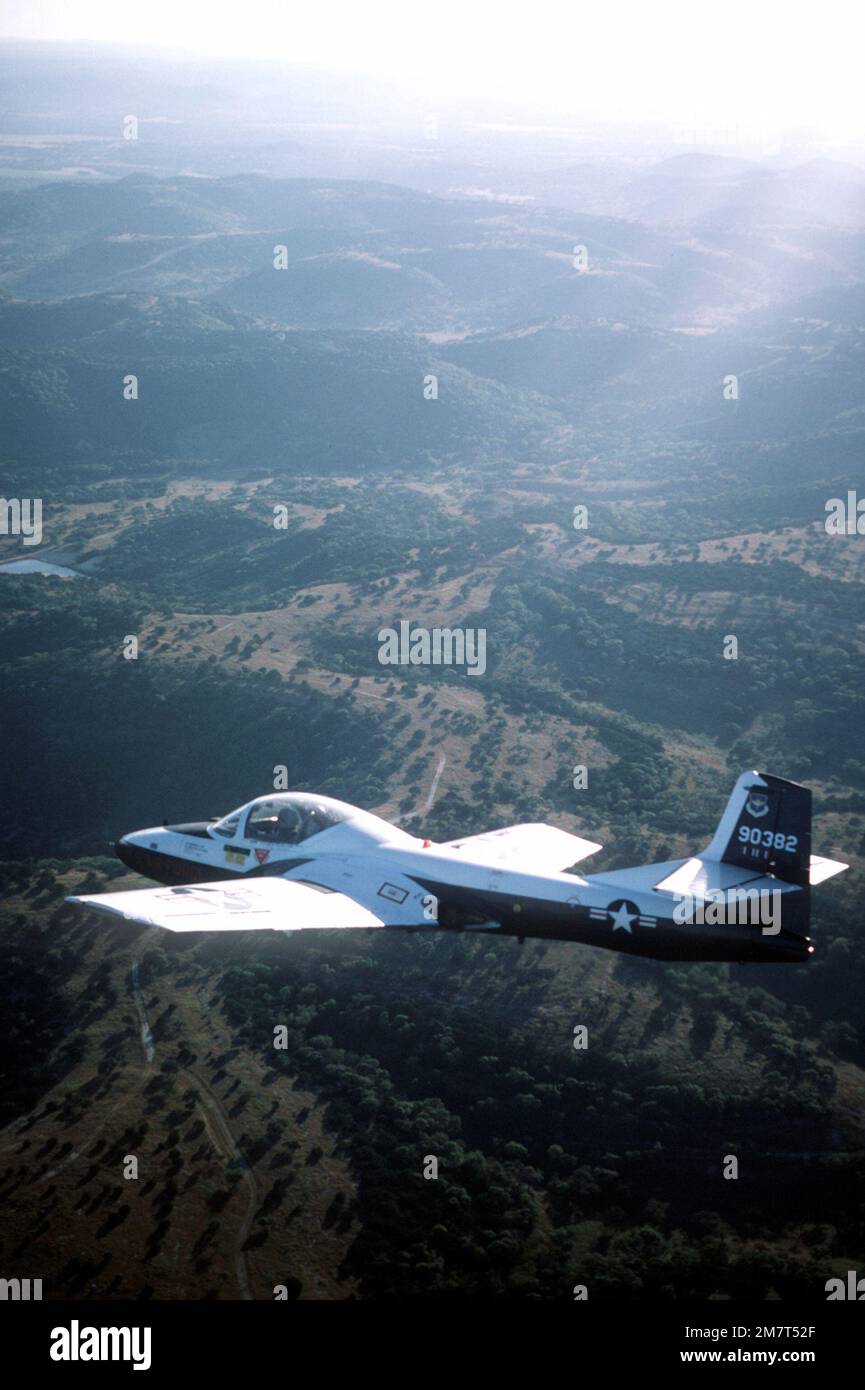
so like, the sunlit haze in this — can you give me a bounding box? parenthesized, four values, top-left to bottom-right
(1, 0, 863, 145)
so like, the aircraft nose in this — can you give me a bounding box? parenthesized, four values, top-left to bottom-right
(115, 834, 152, 876)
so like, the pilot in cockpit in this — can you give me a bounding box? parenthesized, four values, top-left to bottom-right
(243, 796, 340, 846)
(276, 803, 305, 844)
(301, 803, 332, 839)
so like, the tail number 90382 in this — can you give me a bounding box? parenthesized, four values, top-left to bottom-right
(739, 826, 798, 851)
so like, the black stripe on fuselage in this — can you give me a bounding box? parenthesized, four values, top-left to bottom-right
(412, 877, 811, 963)
(114, 840, 311, 885)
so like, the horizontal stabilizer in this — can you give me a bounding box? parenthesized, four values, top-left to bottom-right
(655, 853, 848, 896)
(441, 823, 602, 873)
(654, 857, 768, 897)
(809, 855, 848, 885)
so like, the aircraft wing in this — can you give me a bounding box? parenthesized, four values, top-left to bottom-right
(67, 871, 430, 934)
(441, 823, 602, 873)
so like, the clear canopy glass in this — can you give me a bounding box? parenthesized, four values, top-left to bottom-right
(211, 793, 350, 846)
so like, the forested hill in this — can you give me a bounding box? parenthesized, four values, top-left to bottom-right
(1, 150, 862, 1299)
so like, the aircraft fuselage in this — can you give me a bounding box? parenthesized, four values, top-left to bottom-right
(115, 821, 812, 963)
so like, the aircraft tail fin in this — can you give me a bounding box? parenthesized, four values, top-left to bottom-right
(703, 771, 846, 888)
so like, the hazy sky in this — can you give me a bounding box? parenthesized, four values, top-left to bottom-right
(1, 0, 862, 140)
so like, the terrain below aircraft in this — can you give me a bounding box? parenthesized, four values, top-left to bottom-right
(69, 772, 848, 963)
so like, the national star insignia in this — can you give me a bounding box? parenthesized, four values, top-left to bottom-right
(608, 902, 638, 933)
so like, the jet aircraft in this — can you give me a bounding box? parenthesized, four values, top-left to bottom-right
(69, 771, 847, 963)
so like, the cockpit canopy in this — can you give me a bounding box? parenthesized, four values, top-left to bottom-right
(212, 793, 351, 847)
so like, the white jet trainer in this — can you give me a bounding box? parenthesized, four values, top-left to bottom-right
(69, 772, 847, 963)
